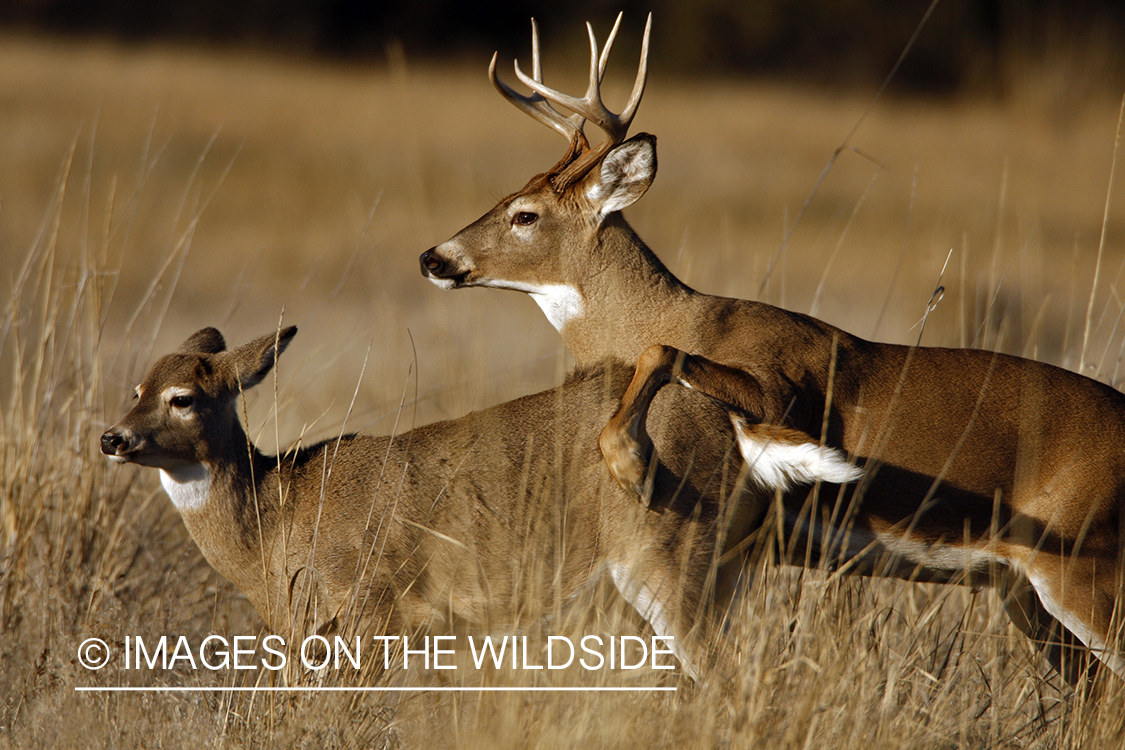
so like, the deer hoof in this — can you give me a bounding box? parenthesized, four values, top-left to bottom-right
(599, 425, 655, 504)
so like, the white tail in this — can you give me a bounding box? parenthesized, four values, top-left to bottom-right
(421, 16, 1125, 684)
(729, 418, 863, 492)
(101, 327, 861, 679)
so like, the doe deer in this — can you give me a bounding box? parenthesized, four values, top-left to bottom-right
(419, 15, 1125, 682)
(100, 326, 857, 679)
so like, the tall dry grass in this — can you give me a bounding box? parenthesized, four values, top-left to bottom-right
(3, 30, 1125, 748)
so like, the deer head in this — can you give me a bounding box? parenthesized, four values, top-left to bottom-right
(101, 327, 297, 481)
(420, 14, 660, 334)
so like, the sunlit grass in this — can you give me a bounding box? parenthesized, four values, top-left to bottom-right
(3, 32, 1125, 748)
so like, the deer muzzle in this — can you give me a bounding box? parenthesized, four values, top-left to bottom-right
(419, 247, 469, 287)
(100, 427, 137, 462)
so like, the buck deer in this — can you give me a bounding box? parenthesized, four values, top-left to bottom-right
(100, 326, 859, 680)
(419, 15, 1125, 682)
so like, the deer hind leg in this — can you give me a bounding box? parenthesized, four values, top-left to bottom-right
(607, 558, 705, 681)
(999, 571, 1098, 685)
(1020, 559, 1125, 681)
(600, 344, 860, 503)
(605, 519, 735, 683)
(604, 507, 758, 683)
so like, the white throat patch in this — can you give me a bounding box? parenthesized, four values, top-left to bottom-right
(478, 279, 585, 331)
(527, 283, 585, 331)
(160, 464, 211, 511)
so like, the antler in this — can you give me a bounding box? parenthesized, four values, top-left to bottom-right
(489, 20, 589, 150)
(490, 13, 652, 190)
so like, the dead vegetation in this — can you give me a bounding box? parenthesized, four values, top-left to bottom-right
(2, 32, 1125, 749)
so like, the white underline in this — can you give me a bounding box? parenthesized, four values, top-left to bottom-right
(76, 686, 676, 693)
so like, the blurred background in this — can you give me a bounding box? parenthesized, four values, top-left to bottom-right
(5, 6, 1125, 745)
(5, 0, 1125, 93)
(4, 0, 1125, 445)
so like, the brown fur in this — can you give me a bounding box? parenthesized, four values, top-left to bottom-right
(421, 18, 1125, 683)
(102, 327, 759, 679)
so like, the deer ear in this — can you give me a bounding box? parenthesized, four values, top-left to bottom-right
(223, 326, 297, 391)
(180, 327, 227, 354)
(585, 133, 656, 220)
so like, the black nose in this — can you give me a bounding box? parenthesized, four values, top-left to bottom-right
(420, 248, 444, 277)
(100, 431, 124, 455)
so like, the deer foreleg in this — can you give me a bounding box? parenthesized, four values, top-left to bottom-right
(599, 346, 683, 503)
(601, 345, 860, 502)
(600, 345, 773, 501)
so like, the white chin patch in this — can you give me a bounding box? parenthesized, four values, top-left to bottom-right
(425, 275, 458, 290)
(160, 464, 211, 511)
(733, 418, 862, 492)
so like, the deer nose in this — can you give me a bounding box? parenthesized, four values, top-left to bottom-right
(100, 431, 125, 456)
(419, 248, 445, 277)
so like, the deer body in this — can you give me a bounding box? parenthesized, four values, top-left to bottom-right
(103, 327, 861, 678)
(420, 16, 1125, 680)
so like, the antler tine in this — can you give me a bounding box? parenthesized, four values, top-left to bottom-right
(531, 17, 542, 82)
(583, 22, 602, 110)
(491, 15, 651, 191)
(490, 53, 583, 144)
(514, 14, 650, 148)
(620, 13, 652, 125)
(597, 12, 624, 81)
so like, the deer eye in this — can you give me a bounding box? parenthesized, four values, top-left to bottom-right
(170, 394, 194, 409)
(513, 211, 538, 227)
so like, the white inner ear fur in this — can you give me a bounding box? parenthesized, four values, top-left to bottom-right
(732, 418, 863, 492)
(586, 140, 655, 219)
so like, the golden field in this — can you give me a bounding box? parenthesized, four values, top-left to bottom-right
(3, 27, 1125, 748)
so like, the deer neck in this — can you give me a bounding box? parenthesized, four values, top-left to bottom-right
(561, 220, 694, 366)
(165, 424, 277, 594)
